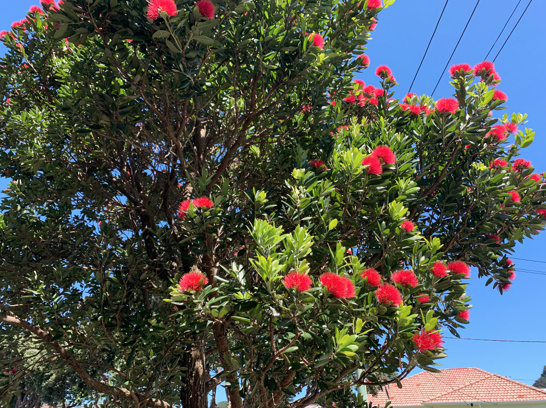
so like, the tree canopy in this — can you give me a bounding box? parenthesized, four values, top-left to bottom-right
(0, 0, 544, 407)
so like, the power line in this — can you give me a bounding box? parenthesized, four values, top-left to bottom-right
(512, 257, 546, 264)
(445, 336, 546, 344)
(431, 0, 482, 97)
(492, 0, 533, 63)
(483, 0, 522, 60)
(408, 0, 450, 94)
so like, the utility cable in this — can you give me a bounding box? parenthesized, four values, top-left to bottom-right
(445, 336, 546, 343)
(512, 257, 546, 264)
(492, 0, 533, 63)
(431, 0, 481, 97)
(483, 0, 522, 60)
(408, 0, 450, 94)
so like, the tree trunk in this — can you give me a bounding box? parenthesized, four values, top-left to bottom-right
(180, 339, 208, 408)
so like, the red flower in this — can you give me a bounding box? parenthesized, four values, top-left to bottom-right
(508, 270, 516, 281)
(374, 88, 385, 97)
(196, 0, 215, 19)
(417, 294, 431, 303)
(512, 158, 531, 171)
(492, 158, 508, 168)
(399, 103, 409, 111)
(29, 5, 44, 14)
(420, 105, 433, 115)
(283, 271, 312, 292)
(147, 0, 178, 20)
(344, 93, 356, 104)
(473, 61, 495, 77)
(369, 18, 377, 30)
(376, 283, 402, 306)
(506, 258, 514, 266)
(362, 156, 382, 175)
(320, 272, 356, 298)
(179, 271, 209, 292)
(447, 261, 470, 278)
(458, 310, 470, 320)
(529, 173, 541, 182)
(432, 262, 448, 278)
(449, 63, 472, 76)
(0, 31, 7, 39)
(404, 92, 417, 103)
(408, 105, 421, 115)
(487, 234, 501, 244)
(435, 98, 459, 114)
(357, 54, 370, 67)
(413, 330, 443, 352)
(487, 125, 507, 142)
(400, 220, 415, 232)
(537, 209, 546, 216)
(371, 146, 396, 165)
(508, 190, 521, 203)
(367, 0, 382, 9)
(368, 97, 379, 106)
(392, 269, 419, 287)
(353, 79, 365, 88)
(309, 33, 325, 49)
(178, 200, 191, 219)
(375, 65, 392, 78)
(500, 282, 511, 291)
(505, 123, 518, 135)
(178, 197, 214, 218)
(40, 0, 56, 5)
(493, 90, 508, 102)
(360, 268, 382, 287)
(309, 159, 326, 171)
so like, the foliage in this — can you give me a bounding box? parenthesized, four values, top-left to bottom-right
(0, 0, 544, 407)
(534, 366, 546, 389)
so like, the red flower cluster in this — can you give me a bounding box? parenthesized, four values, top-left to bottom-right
(357, 54, 370, 67)
(435, 98, 459, 114)
(529, 173, 541, 182)
(179, 271, 209, 292)
(487, 234, 501, 244)
(178, 196, 214, 219)
(369, 18, 377, 30)
(417, 294, 431, 303)
(432, 262, 448, 278)
(360, 268, 382, 287)
(500, 282, 511, 291)
(309, 33, 325, 49)
(147, 0, 178, 20)
(413, 330, 443, 352)
(197, 0, 215, 19)
(512, 158, 531, 171)
(506, 258, 514, 266)
(449, 63, 472, 76)
(371, 145, 396, 165)
(458, 310, 470, 320)
(492, 158, 508, 168)
(487, 124, 508, 142)
(283, 271, 312, 292)
(473, 61, 495, 77)
(508, 190, 521, 203)
(375, 65, 392, 79)
(493, 90, 508, 102)
(538, 209, 546, 216)
(40, 0, 56, 6)
(508, 270, 516, 280)
(29, 5, 44, 14)
(367, 0, 382, 9)
(392, 270, 419, 287)
(310, 159, 327, 171)
(362, 156, 382, 175)
(400, 220, 415, 232)
(320, 272, 356, 298)
(505, 123, 518, 135)
(447, 261, 470, 278)
(376, 283, 402, 306)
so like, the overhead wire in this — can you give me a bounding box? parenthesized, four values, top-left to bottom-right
(431, 0, 482, 97)
(407, 0, 450, 94)
(483, 0, 522, 61)
(445, 337, 546, 343)
(492, 0, 533, 63)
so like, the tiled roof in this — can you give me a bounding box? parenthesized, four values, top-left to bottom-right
(368, 367, 546, 406)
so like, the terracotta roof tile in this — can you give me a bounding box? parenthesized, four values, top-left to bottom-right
(368, 367, 546, 406)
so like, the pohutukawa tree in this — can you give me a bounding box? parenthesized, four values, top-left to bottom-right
(0, 0, 544, 407)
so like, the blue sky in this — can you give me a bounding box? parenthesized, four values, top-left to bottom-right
(1, 0, 545, 389)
